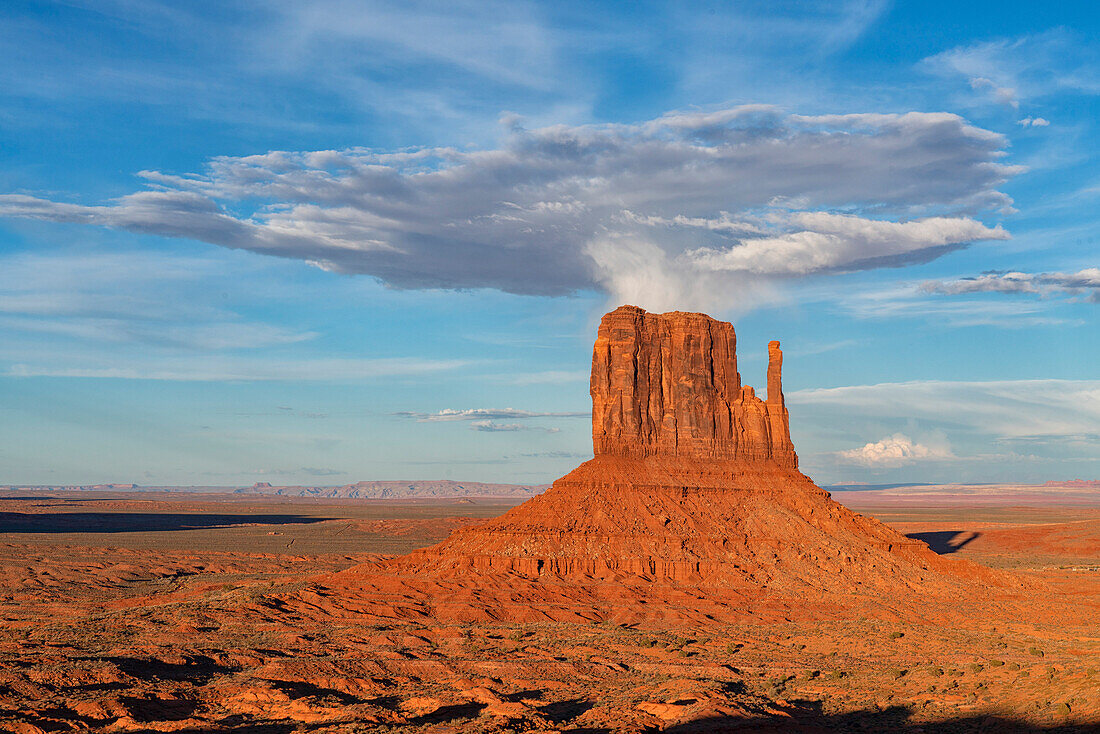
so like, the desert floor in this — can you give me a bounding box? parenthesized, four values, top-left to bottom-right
(1, 491, 1097, 733)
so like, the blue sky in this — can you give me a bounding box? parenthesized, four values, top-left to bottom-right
(1, 0, 1097, 487)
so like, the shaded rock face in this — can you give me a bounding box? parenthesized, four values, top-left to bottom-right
(591, 306, 795, 466)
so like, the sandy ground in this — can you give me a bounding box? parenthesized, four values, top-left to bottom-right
(1, 492, 1097, 733)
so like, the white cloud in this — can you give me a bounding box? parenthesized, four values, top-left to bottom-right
(687, 213, 1007, 276)
(922, 268, 1100, 302)
(837, 433, 952, 467)
(0, 107, 1019, 312)
(1017, 117, 1050, 127)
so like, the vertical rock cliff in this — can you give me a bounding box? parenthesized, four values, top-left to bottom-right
(591, 305, 796, 467)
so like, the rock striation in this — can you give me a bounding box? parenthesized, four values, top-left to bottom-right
(591, 306, 795, 465)
(319, 305, 1003, 624)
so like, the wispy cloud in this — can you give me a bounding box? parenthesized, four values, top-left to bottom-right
(924, 28, 1100, 114)
(397, 408, 587, 422)
(831, 283, 1064, 330)
(0, 107, 1019, 312)
(921, 268, 1100, 302)
(0, 250, 316, 349)
(246, 466, 346, 478)
(968, 76, 1018, 109)
(792, 379, 1100, 442)
(6, 357, 468, 382)
(470, 420, 559, 433)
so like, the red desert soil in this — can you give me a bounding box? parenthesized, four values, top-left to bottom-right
(2, 306, 1098, 732)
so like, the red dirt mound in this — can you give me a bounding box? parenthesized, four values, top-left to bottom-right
(306, 306, 1008, 625)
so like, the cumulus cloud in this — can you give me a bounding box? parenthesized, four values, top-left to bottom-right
(0, 107, 1019, 311)
(837, 433, 952, 467)
(1017, 117, 1050, 127)
(921, 268, 1100, 302)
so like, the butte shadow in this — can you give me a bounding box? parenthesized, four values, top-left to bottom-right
(0, 510, 331, 534)
(287, 305, 1016, 626)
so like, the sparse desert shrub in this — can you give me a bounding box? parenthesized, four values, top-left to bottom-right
(929, 667, 944, 676)
(725, 642, 741, 655)
(642, 637, 657, 647)
(970, 663, 984, 674)
(889, 631, 904, 640)
(825, 670, 846, 681)
(1057, 702, 1072, 715)
(1029, 647, 1044, 657)
(804, 669, 820, 680)
(989, 660, 1005, 667)
(888, 669, 907, 680)
(1007, 662, 1021, 671)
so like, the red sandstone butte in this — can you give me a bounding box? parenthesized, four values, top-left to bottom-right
(590, 306, 794, 465)
(318, 306, 1004, 624)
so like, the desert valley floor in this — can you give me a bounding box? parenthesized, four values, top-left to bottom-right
(1, 491, 1097, 733)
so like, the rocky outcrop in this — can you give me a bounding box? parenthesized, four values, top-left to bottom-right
(591, 306, 796, 466)
(322, 305, 1004, 624)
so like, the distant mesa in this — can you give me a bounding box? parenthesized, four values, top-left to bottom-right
(311, 306, 1005, 624)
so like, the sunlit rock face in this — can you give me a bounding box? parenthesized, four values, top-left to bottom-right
(322, 304, 1003, 626)
(590, 305, 795, 466)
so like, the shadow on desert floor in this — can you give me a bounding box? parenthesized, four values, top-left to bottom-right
(106, 706, 1100, 733)
(660, 705, 1098, 733)
(0, 511, 332, 534)
(905, 529, 981, 554)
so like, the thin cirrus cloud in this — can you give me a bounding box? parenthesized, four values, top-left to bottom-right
(0, 106, 1020, 312)
(396, 408, 586, 434)
(470, 420, 559, 433)
(0, 250, 318, 350)
(923, 28, 1100, 124)
(791, 379, 1100, 443)
(396, 408, 588, 421)
(921, 268, 1100, 302)
(6, 356, 469, 382)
